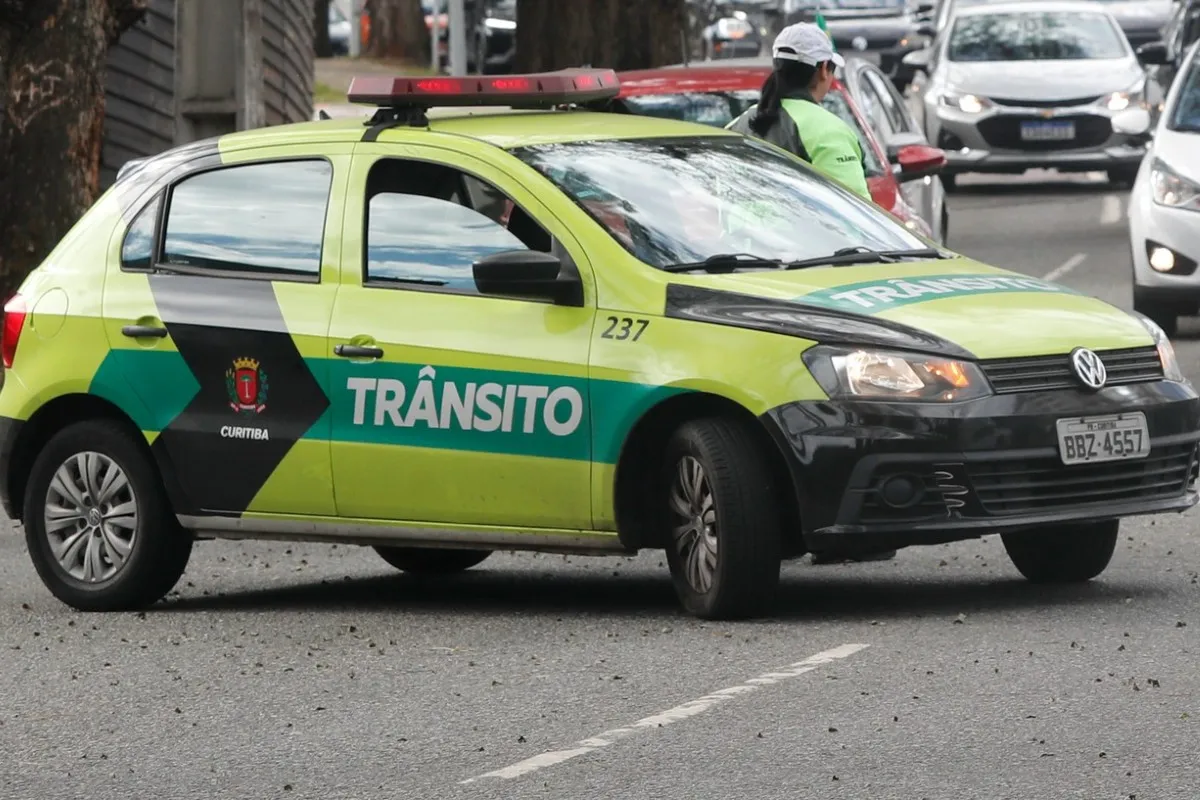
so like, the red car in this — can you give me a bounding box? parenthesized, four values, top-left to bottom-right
(612, 63, 946, 239)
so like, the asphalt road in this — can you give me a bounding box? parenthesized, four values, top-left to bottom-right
(3, 172, 1200, 800)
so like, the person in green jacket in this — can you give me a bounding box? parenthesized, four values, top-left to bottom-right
(727, 21, 872, 202)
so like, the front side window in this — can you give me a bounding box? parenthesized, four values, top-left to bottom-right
(363, 158, 552, 292)
(948, 11, 1129, 61)
(162, 159, 332, 278)
(512, 137, 922, 271)
(1169, 59, 1200, 132)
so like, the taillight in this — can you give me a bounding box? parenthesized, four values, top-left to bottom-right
(2, 293, 28, 369)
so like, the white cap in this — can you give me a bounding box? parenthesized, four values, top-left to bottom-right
(772, 22, 845, 68)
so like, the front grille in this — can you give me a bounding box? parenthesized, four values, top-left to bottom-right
(988, 95, 1103, 108)
(966, 443, 1198, 515)
(976, 113, 1112, 151)
(980, 347, 1164, 394)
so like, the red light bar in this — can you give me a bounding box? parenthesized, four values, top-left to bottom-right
(347, 68, 620, 109)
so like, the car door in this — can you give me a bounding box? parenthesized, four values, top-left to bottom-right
(861, 63, 947, 242)
(100, 147, 350, 518)
(326, 143, 596, 530)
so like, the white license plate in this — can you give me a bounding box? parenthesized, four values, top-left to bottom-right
(1055, 413, 1150, 465)
(1020, 121, 1076, 141)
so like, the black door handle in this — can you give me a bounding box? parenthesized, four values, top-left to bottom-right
(334, 344, 384, 359)
(121, 325, 168, 339)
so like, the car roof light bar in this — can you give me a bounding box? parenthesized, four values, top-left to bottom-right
(349, 68, 621, 129)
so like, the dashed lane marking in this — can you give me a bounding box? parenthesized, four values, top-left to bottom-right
(1042, 252, 1087, 283)
(459, 642, 870, 785)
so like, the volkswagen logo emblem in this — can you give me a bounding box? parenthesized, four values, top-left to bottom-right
(852, 36, 869, 51)
(1070, 347, 1108, 390)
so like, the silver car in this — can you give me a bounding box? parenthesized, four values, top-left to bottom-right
(1129, 38, 1200, 337)
(904, 0, 1152, 189)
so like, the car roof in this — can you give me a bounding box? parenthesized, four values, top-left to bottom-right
(616, 59, 859, 97)
(188, 107, 742, 156)
(955, 0, 1110, 14)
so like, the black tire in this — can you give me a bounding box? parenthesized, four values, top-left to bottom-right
(661, 416, 783, 620)
(23, 420, 192, 611)
(1107, 167, 1139, 187)
(942, 172, 959, 193)
(1133, 293, 1178, 338)
(940, 204, 950, 246)
(373, 546, 491, 574)
(1000, 520, 1119, 584)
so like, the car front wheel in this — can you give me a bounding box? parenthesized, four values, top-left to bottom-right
(662, 417, 783, 620)
(23, 420, 192, 611)
(1000, 520, 1119, 583)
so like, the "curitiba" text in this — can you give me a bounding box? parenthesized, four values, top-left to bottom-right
(346, 366, 584, 437)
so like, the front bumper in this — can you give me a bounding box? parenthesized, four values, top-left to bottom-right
(930, 101, 1148, 174)
(761, 380, 1200, 552)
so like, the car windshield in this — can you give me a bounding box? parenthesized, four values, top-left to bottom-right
(948, 11, 1128, 61)
(619, 89, 887, 177)
(510, 137, 922, 270)
(1170, 59, 1200, 132)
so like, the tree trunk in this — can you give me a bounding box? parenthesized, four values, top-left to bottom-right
(0, 0, 147, 301)
(363, 0, 429, 63)
(516, 0, 687, 73)
(314, 0, 333, 57)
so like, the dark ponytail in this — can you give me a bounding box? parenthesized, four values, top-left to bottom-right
(750, 56, 822, 136)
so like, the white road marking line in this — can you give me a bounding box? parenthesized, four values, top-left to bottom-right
(459, 642, 869, 785)
(1100, 195, 1123, 225)
(1042, 252, 1087, 283)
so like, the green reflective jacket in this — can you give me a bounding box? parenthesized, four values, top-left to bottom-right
(727, 93, 871, 201)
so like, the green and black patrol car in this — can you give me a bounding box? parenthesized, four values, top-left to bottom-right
(0, 70, 1196, 620)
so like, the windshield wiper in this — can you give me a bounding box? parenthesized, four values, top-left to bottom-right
(662, 253, 784, 273)
(784, 246, 948, 270)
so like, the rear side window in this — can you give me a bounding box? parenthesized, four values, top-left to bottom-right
(162, 159, 332, 279)
(121, 194, 161, 271)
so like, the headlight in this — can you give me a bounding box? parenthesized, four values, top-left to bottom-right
(1134, 313, 1187, 383)
(1150, 158, 1200, 212)
(939, 91, 991, 114)
(1100, 77, 1146, 112)
(803, 345, 991, 401)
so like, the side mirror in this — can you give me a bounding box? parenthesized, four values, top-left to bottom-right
(892, 143, 947, 181)
(472, 250, 583, 306)
(914, 22, 936, 38)
(1135, 40, 1169, 65)
(914, 1, 935, 14)
(903, 47, 932, 72)
(1111, 106, 1153, 138)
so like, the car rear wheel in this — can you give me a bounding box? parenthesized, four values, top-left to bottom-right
(662, 417, 782, 620)
(23, 420, 192, 611)
(1107, 167, 1139, 188)
(373, 546, 492, 574)
(942, 172, 958, 193)
(1000, 520, 1119, 583)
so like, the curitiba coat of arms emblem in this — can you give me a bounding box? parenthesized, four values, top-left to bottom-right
(226, 357, 268, 415)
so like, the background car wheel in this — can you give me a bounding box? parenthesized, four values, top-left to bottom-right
(1000, 520, 1119, 583)
(373, 546, 492, 574)
(23, 420, 192, 611)
(1107, 167, 1139, 188)
(1133, 293, 1178, 338)
(662, 416, 782, 620)
(942, 172, 959, 193)
(940, 204, 950, 246)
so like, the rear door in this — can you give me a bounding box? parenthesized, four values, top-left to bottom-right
(325, 143, 597, 530)
(99, 146, 351, 518)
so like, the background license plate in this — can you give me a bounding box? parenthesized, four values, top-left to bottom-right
(1020, 121, 1075, 141)
(1055, 414, 1150, 465)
